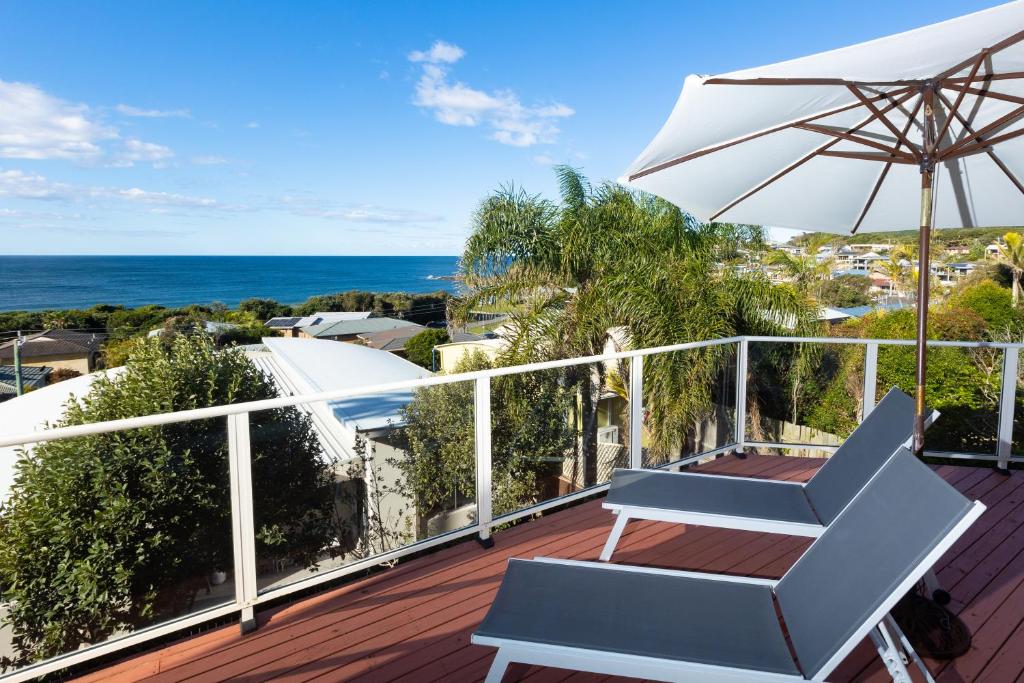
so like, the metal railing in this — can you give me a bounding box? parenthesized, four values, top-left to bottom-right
(0, 333, 1020, 680)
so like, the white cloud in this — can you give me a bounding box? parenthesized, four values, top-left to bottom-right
(245, 121, 260, 129)
(115, 104, 191, 118)
(533, 154, 556, 166)
(280, 196, 442, 223)
(0, 80, 116, 160)
(408, 40, 465, 64)
(191, 154, 229, 165)
(408, 42, 573, 147)
(0, 167, 235, 211)
(111, 138, 175, 168)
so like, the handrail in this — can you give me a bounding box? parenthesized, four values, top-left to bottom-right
(0, 331, 1021, 682)
(0, 335, 742, 448)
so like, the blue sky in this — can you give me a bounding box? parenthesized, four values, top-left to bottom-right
(0, 0, 998, 255)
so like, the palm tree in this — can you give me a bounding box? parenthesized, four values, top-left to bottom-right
(456, 166, 815, 473)
(874, 246, 911, 299)
(764, 235, 835, 301)
(998, 232, 1024, 306)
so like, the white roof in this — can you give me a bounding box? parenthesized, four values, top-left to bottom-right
(622, 2, 1024, 233)
(262, 337, 431, 433)
(0, 368, 124, 503)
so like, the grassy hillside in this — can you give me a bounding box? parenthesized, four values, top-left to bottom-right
(791, 226, 1024, 247)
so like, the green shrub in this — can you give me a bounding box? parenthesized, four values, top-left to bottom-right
(0, 335, 336, 666)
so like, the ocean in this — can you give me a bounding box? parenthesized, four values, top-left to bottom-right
(0, 256, 462, 312)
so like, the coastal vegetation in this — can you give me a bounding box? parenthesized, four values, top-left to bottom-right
(452, 166, 813, 478)
(0, 289, 452, 365)
(0, 336, 337, 666)
(404, 328, 450, 369)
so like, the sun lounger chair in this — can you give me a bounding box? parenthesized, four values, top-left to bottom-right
(473, 448, 984, 683)
(600, 387, 931, 562)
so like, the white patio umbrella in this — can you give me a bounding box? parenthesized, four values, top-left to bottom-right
(622, 0, 1024, 457)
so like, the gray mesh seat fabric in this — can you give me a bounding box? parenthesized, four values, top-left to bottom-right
(600, 388, 919, 560)
(473, 449, 983, 682)
(606, 468, 819, 524)
(476, 559, 801, 675)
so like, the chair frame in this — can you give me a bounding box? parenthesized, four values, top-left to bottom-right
(474, 499, 984, 683)
(600, 410, 938, 562)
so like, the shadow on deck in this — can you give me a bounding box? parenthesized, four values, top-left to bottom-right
(73, 454, 1024, 683)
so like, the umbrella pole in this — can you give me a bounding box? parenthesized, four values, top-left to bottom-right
(913, 168, 933, 457)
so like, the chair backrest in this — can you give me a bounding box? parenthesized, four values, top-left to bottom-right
(775, 449, 978, 680)
(804, 387, 916, 524)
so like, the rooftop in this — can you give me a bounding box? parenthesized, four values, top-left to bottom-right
(357, 322, 427, 352)
(76, 454, 1023, 683)
(262, 336, 430, 432)
(266, 311, 374, 329)
(301, 317, 419, 338)
(0, 329, 105, 361)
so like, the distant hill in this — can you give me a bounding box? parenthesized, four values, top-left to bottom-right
(790, 226, 1024, 247)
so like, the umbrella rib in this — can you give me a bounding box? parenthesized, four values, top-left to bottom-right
(817, 150, 917, 163)
(847, 85, 921, 161)
(794, 123, 915, 160)
(958, 85, 1024, 106)
(940, 103, 1024, 159)
(948, 124, 1024, 160)
(934, 51, 987, 151)
(936, 29, 1024, 80)
(705, 77, 925, 86)
(708, 89, 919, 222)
(936, 90, 1024, 197)
(852, 96, 925, 233)
(627, 86, 914, 181)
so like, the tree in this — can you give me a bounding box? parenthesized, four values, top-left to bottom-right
(456, 167, 814, 470)
(238, 298, 291, 321)
(874, 247, 911, 298)
(0, 335, 337, 666)
(404, 328, 449, 369)
(764, 234, 835, 300)
(818, 275, 873, 308)
(951, 280, 1022, 334)
(393, 350, 572, 529)
(998, 232, 1024, 306)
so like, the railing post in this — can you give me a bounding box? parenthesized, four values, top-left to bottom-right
(734, 338, 749, 453)
(997, 347, 1019, 472)
(227, 412, 259, 633)
(474, 377, 494, 547)
(629, 354, 644, 469)
(863, 342, 879, 420)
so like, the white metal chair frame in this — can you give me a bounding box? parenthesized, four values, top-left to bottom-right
(475, 499, 984, 683)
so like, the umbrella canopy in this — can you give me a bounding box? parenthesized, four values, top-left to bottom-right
(622, 1, 1024, 456)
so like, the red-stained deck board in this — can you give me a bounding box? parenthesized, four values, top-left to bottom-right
(71, 455, 1024, 683)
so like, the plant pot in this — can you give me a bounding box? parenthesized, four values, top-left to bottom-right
(209, 570, 227, 586)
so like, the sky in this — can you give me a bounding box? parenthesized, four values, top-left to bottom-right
(0, 0, 1001, 255)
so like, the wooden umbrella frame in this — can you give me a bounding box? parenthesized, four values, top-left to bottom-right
(627, 32, 1024, 461)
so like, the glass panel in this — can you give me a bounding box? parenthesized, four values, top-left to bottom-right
(0, 419, 235, 671)
(253, 380, 478, 594)
(642, 343, 737, 468)
(875, 343, 998, 455)
(1014, 351, 1024, 456)
(746, 341, 864, 452)
(490, 361, 597, 517)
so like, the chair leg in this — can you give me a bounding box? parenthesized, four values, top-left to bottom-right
(599, 512, 630, 561)
(885, 615, 936, 683)
(870, 622, 914, 683)
(484, 649, 513, 683)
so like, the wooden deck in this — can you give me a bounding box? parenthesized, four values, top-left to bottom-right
(73, 454, 1024, 683)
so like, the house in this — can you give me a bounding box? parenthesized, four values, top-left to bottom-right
(986, 243, 1003, 259)
(433, 335, 504, 372)
(356, 323, 427, 356)
(0, 365, 52, 402)
(146, 320, 240, 338)
(851, 251, 884, 268)
(245, 338, 473, 559)
(0, 329, 105, 374)
(299, 317, 418, 342)
(831, 267, 871, 279)
(265, 311, 374, 337)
